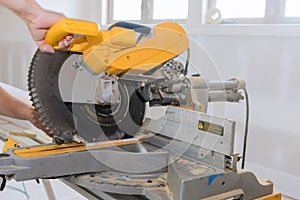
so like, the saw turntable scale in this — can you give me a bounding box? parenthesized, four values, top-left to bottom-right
(0, 19, 281, 200)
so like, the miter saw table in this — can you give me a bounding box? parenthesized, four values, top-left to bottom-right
(0, 19, 281, 199)
(0, 112, 280, 200)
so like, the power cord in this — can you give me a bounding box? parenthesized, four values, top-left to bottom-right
(184, 48, 190, 76)
(6, 182, 30, 199)
(241, 88, 250, 169)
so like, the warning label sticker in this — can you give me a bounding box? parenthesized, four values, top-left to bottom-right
(198, 120, 224, 136)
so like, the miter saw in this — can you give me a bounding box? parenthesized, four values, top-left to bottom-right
(28, 19, 193, 144)
(0, 19, 281, 199)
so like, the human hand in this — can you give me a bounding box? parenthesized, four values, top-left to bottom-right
(27, 106, 53, 137)
(24, 8, 74, 53)
(1, 0, 73, 52)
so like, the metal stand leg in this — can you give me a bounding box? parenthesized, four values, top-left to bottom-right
(42, 180, 56, 200)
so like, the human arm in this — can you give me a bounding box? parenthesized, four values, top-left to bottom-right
(0, 0, 72, 52)
(0, 86, 51, 136)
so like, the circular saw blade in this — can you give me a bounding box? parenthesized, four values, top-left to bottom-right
(28, 50, 145, 143)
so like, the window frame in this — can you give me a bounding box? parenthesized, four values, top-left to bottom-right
(107, 0, 188, 24)
(99, 0, 300, 38)
(209, 0, 300, 24)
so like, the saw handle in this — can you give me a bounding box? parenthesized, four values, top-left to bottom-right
(44, 18, 99, 49)
(108, 22, 151, 35)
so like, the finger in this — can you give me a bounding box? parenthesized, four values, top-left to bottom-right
(69, 38, 74, 43)
(58, 40, 66, 49)
(63, 39, 70, 47)
(32, 30, 48, 43)
(30, 109, 53, 137)
(38, 42, 55, 53)
(65, 35, 73, 41)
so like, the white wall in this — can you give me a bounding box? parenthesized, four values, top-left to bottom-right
(0, 5, 35, 89)
(0, 1, 299, 198)
(188, 32, 300, 198)
(36, 0, 101, 23)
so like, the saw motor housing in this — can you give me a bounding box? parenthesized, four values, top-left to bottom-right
(45, 19, 189, 75)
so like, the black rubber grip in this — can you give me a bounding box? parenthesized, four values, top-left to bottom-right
(108, 22, 151, 35)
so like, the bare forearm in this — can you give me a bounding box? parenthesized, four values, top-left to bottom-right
(0, 0, 42, 21)
(0, 0, 66, 52)
(0, 86, 51, 135)
(0, 86, 33, 120)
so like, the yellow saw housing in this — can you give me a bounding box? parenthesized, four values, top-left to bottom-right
(45, 18, 189, 75)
